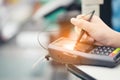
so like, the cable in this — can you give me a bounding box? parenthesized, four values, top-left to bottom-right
(37, 31, 48, 50)
(33, 27, 58, 69)
(37, 30, 58, 50)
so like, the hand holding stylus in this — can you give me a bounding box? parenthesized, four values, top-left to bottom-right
(74, 11, 95, 49)
(71, 13, 120, 47)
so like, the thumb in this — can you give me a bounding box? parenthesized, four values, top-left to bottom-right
(71, 18, 92, 32)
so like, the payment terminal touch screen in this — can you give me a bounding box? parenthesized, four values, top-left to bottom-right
(48, 37, 120, 67)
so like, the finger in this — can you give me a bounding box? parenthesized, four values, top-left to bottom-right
(74, 26, 81, 34)
(80, 33, 95, 45)
(86, 35, 95, 44)
(94, 41, 103, 46)
(71, 18, 92, 32)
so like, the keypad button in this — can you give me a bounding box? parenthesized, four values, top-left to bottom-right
(91, 46, 115, 56)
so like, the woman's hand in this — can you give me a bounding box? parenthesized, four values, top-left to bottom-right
(71, 15, 120, 47)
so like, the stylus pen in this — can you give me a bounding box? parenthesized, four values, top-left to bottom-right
(66, 64, 96, 80)
(74, 10, 95, 49)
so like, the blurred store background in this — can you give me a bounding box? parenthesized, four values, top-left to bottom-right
(0, 0, 119, 80)
(0, 0, 81, 80)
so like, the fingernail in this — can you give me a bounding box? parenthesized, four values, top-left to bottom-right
(71, 18, 77, 23)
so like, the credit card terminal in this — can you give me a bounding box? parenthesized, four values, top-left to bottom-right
(48, 37, 120, 67)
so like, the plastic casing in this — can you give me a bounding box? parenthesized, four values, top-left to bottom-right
(48, 37, 118, 67)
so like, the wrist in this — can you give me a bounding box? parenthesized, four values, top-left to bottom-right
(107, 31, 120, 47)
